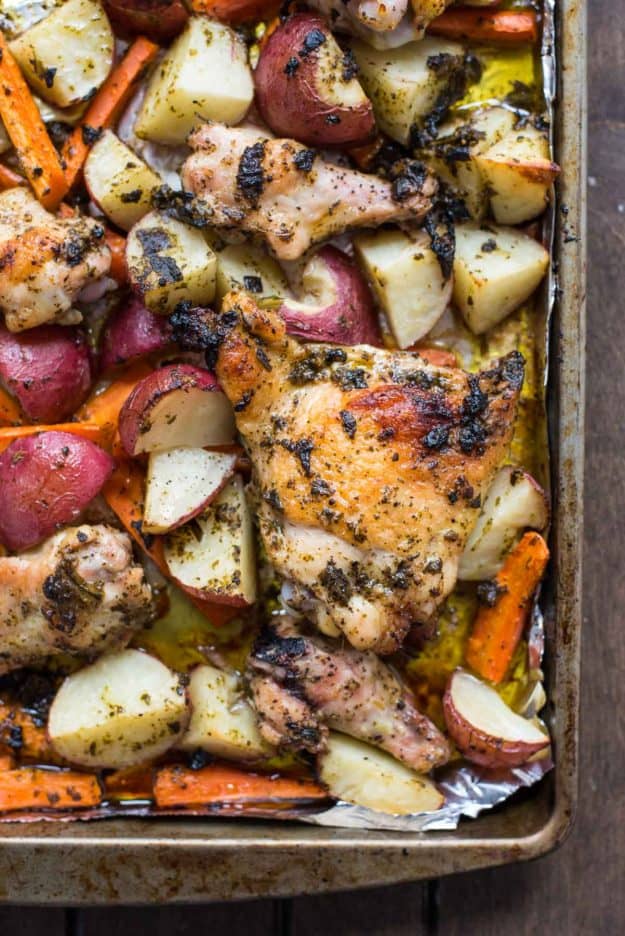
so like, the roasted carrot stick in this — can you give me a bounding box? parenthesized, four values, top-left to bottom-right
(0, 703, 55, 762)
(0, 754, 15, 771)
(0, 34, 67, 209)
(0, 162, 25, 191)
(0, 386, 22, 427)
(0, 422, 104, 454)
(192, 1, 282, 25)
(0, 768, 102, 812)
(76, 361, 153, 446)
(428, 8, 538, 44)
(466, 532, 550, 684)
(154, 764, 328, 809)
(62, 37, 160, 190)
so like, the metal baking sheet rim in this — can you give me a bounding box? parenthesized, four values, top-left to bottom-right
(0, 0, 586, 903)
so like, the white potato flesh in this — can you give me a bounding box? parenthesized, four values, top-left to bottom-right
(143, 447, 237, 534)
(126, 210, 217, 313)
(0, 0, 62, 40)
(135, 17, 254, 145)
(354, 228, 451, 348)
(475, 123, 558, 225)
(48, 649, 189, 769)
(213, 241, 292, 306)
(459, 466, 549, 581)
(318, 733, 444, 815)
(453, 222, 549, 334)
(350, 37, 465, 144)
(180, 664, 272, 762)
(164, 475, 257, 606)
(84, 131, 162, 232)
(11, 0, 114, 107)
(447, 671, 549, 747)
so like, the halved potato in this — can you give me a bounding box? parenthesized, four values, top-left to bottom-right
(164, 475, 257, 607)
(453, 222, 549, 334)
(126, 210, 217, 313)
(475, 122, 559, 225)
(48, 649, 189, 769)
(459, 466, 549, 581)
(180, 664, 272, 762)
(213, 241, 292, 306)
(143, 447, 237, 534)
(350, 36, 465, 145)
(443, 670, 550, 768)
(354, 228, 451, 348)
(135, 16, 254, 145)
(10, 0, 114, 107)
(318, 733, 444, 815)
(84, 131, 162, 232)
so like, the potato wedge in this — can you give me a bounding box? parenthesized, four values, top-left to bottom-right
(10, 0, 114, 107)
(475, 122, 559, 224)
(127, 210, 217, 313)
(135, 16, 253, 145)
(84, 131, 162, 232)
(180, 664, 272, 762)
(354, 228, 451, 348)
(318, 733, 444, 815)
(48, 649, 189, 769)
(213, 241, 292, 306)
(164, 475, 257, 607)
(453, 222, 549, 334)
(350, 36, 466, 145)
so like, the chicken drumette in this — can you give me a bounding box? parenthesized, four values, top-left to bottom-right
(249, 616, 450, 772)
(210, 293, 524, 654)
(0, 525, 154, 673)
(182, 123, 436, 260)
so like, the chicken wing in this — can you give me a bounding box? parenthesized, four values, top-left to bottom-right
(182, 123, 436, 260)
(0, 525, 154, 673)
(249, 616, 450, 772)
(211, 292, 524, 653)
(307, 0, 448, 36)
(0, 189, 111, 332)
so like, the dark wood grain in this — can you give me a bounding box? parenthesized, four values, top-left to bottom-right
(78, 902, 277, 935)
(291, 882, 429, 935)
(0, 909, 65, 935)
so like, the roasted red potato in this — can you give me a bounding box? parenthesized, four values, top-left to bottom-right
(0, 431, 114, 551)
(100, 299, 172, 372)
(0, 324, 92, 424)
(103, 0, 189, 41)
(254, 13, 376, 148)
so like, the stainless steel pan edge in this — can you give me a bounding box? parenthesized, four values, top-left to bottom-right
(0, 0, 586, 904)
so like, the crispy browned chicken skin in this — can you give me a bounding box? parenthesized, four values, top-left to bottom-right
(0, 525, 154, 673)
(249, 616, 450, 772)
(212, 293, 524, 653)
(182, 123, 436, 260)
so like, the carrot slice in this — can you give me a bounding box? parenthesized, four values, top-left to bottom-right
(0, 422, 104, 454)
(0, 386, 22, 427)
(0, 768, 102, 812)
(192, 1, 282, 25)
(0, 35, 67, 209)
(0, 703, 55, 762)
(76, 361, 153, 447)
(465, 532, 550, 684)
(0, 162, 25, 191)
(154, 764, 328, 809)
(62, 37, 160, 191)
(428, 8, 538, 44)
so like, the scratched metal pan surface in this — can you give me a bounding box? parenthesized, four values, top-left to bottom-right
(0, 0, 586, 904)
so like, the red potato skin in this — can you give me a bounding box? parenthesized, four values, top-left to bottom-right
(103, 0, 189, 42)
(442, 684, 550, 769)
(279, 246, 381, 345)
(169, 575, 254, 609)
(254, 13, 376, 148)
(0, 325, 92, 424)
(118, 363, 222, 457)
(100, 299, 172, 372)
(0, 431, 114, 552)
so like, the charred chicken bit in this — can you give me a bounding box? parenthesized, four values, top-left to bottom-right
(0, 525, 154, 673)
(182, 122, 436, 260)
(249, 616, 450, 772)
(211, 292, 524, 654)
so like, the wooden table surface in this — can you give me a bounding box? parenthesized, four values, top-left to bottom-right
(1, 2, 622, 932)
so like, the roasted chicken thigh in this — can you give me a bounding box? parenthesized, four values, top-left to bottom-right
(249, 616, 450, 772)
(182, 123, 436, 260)
(0, 525, 154, 673)
(212, 293, 524, 654)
